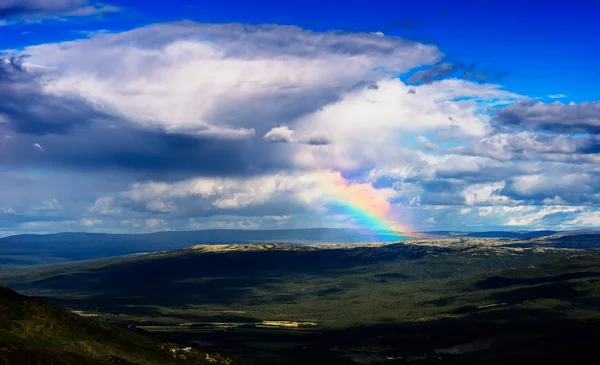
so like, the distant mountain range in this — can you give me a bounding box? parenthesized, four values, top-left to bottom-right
(0, 228, 597, 267)
(0, 228, 407, 266)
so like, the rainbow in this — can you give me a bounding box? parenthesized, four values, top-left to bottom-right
(317, 172, 409, 237)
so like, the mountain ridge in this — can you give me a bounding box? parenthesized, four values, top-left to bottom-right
(1, 228, 588, 267)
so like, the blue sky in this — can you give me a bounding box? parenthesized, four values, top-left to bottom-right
(1, 0, 600, 235)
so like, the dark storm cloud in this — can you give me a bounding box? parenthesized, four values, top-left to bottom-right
(0, 22, 444, 181)
(301, 134, 331, 146)
(0, 57, 286, 178)
(0, 56, 111, 135)
(500, 172, 600, 205)
(1, 122, 287, 177)
(491, 100, 600, 134)
(444, 132, 600, 162)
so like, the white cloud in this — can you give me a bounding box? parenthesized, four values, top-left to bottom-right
(64, 3, 120, 16)
(120, 219, 141, 228)
(478, 207, 493, 216)
(505, 206, 581, 227)
(18, 22, 440, 141)
(2, 21, 599, 233)
(20, 220, 76, 229)
(263, 125, 331, 145)
(263, 126, 294, 143)
(424, 217, 437, 224)
(145, 200, 176, 213)
(291, 79, 519, 171)
(119, 171, 358, 210)
(462, 182, 508, 206)
(93, 169, 407, 230)
(563, 211, 600, 227)
(79, 218, 102, 227)
(188, 215, 290, 230)
(88, 196, 121, 215)
(145, 218, 167, 229)
(37, 198, 61, 212)
(506, 173, 597, 203)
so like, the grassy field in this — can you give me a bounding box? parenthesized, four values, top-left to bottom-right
(0, 243, 575, 329)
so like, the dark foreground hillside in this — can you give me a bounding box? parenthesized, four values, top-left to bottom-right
(0, 285, 236, 365)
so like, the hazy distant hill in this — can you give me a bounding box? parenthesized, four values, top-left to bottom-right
(0, 228, 594, 267)
(0, 228, 409, 266)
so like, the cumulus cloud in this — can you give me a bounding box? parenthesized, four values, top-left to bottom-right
(92, 170, 399, 227)
(88, 196, 121, 215)
(501, 173, 600, 205)
(447, 132, 600, 161)
(145, 218, 167, 229)
(263, 126, 331, 145)
(18, 22, 439, 136)
(0, 56, 113, 136)
(263, 126, 295, 143)
(492, 100, 600, 134)
(505, 206, 582, 227)
(0, 56, 284, 176)
(291, 79, 519, 171)
(80, 217, 102, 227)
(563, 211, 600, 227)
(0, 22, 441, 178)
(2, 20, 600, 233)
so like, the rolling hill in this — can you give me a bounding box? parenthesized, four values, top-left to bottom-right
(0, 228, 411, 266)
(3, 234, 600, 363)
(0, 228, 582, 267)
